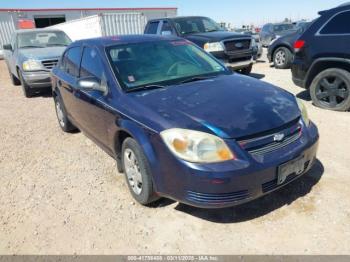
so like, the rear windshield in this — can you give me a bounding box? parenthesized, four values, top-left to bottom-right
(272, 24, 295, 32)
(172, 17, 224, 35)
(107, 40, 228, 91)
(17, 31, 72, 48)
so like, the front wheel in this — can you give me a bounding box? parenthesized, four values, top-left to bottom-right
(18, 71, 33, 98)
(310, 68, 350, 111)
(121, 138, 159, 205)
(239, 64, 253, 75)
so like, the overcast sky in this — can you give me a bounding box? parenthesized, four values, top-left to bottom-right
(0, 0, 346, 27)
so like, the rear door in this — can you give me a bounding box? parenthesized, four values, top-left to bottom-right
(57, 46, 82, 122)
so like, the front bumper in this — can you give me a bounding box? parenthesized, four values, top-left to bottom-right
(150, 122, 319, 208)
(22, 71, 52, 88)
(212, 49, 254, 70)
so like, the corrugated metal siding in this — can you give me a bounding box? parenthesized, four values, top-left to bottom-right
(100, 13, 147, 36)
(0, 12, 16, 48)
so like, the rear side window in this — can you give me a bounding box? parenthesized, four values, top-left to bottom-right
(80, 46, 105, 82)
(62, 47, 81, 77)
(320, 11, 350, 34)
(160, 21, 174, 35)
(145, 21, 159, 34)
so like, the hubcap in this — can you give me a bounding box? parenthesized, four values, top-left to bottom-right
(124, 148, 143, 195)
(316, 76, 349, 108)
(56, 101, 65, 127)
(275, 50, 286, 66)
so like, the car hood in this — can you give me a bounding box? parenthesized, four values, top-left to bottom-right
(185, 31, 249, 42)
(127, 74, 300, 139)
(18, 46, 66, 60)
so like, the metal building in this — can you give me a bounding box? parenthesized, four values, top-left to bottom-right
(0, 7, 177, 52)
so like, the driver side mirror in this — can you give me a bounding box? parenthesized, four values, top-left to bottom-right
(77, 77, 107, 94)
(3, 44, 13, 51)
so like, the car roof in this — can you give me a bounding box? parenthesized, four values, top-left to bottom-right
(71, 34, 182, 47)
(15, 28, 64, 34)
(148, 16, 209, 22)
(319, 2, 350, 15)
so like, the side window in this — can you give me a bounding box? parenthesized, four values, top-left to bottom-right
(63, 47, 81, 77)
(160, 21, 174, 35)
(80, 46, 106, 84)
(320, 11, 350, 34)
(145, 21, 159, 34)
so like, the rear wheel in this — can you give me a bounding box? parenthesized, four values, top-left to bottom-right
(239, 64, 253, 75)
(273, 47, 293, 69)
(121, 138, 159, 205)
(54, 95, 78, 132)
(310, 68, 350, 111)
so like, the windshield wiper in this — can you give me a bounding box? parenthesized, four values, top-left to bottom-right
(180, 76, 217, 84)
(20, 46, 44, 49)
(46, 44, 68, 47)
(126, 84, 166, 93)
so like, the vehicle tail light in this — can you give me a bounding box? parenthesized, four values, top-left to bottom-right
(294, 40, 305, 52)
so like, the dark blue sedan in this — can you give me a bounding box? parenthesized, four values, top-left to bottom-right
(51, 35, 319, 208)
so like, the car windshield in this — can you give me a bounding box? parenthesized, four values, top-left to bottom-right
(273, 24, 295, 32)
(17, 31, 72, 48)
(107, 39, 229, 91)
(172, 17, 224, 35)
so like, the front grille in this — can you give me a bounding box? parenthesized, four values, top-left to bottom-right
(41, 59, 59, 70)
(262, 161, 310, 193)
(224, 39, 251, 52)
(187, 190, 250, 205)
(238, 119, 302, 156)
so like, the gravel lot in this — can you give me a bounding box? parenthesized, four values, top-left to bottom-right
(1, 51, 350, 255)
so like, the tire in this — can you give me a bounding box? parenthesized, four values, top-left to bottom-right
(273, 47, 293, 69)
(121, 138, 159, 205)
(18, 70, 33, 98)
(310, 68, 350, 111)
(8, 68, 21, 86)
(54, 95, 78, 132)
(239, 64, 253, 75)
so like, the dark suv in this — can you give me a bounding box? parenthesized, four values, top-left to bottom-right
(144, 16, 254, 74)
(292, 3, 350, 111)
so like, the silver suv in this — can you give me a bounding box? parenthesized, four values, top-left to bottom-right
(4, 29, 71, 97)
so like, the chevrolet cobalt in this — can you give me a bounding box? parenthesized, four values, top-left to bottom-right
(51, 35, 319, 208)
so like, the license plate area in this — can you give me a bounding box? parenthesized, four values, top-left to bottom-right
(277, 156, 305, 185)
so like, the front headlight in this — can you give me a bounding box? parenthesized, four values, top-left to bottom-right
(203, 42, 224, 52)
(296, 98, 310, 126)
(160, 128, 235, 163)
(22, 60, 42, 71)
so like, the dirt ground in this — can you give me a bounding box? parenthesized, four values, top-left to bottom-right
(0, 51, 350, 255)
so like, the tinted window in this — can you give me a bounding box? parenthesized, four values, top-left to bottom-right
(160, 21, 173, 35)
(272, 24, 294, 32)
(173, 17, 223, 35)
(80, 47, 105, 81)
(62, 47, 81, 77)
(145, 22, 159, 34)
(320, 11, 350, 34)
(107, 40, 227, 90)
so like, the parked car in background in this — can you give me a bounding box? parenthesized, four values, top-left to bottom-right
(260, 22, 296, 47)
(51, 35, 319, 208)
(268, 22, 311, 69)
(3, 29, 71, 97)
(292, 3, 350, 111)
(144, 16, 255, 74)
(235, 30, 263, 60)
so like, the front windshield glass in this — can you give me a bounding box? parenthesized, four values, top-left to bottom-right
(107, 40, 228, 91)
(173, 17, 223, 35)
(17, 31, 72, 48)
(273, 24, 295, 32)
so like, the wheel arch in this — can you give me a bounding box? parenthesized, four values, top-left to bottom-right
(306, 58, 350, 88)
